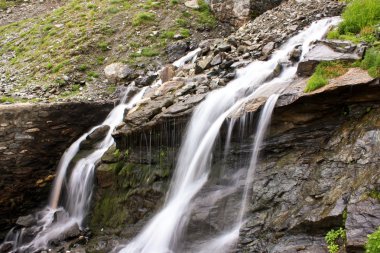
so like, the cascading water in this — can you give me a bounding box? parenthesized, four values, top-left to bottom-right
(117, 17, 340, 253)
(2, 87, 146, 252)
(1, 46, 204, 252)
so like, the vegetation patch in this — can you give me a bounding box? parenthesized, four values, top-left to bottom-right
(360, 48, 380, 78)
(305, 61, 350, 92)
(325, 227, 346, 253)
(365, 227, 380, 253)
(327, 0, 379, 44)
(132, 12, 156, 26)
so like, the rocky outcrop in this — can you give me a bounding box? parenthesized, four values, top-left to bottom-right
(0, 101, 113, 239)
(209, 0, 286, 27)
(297, 40, 366, 76)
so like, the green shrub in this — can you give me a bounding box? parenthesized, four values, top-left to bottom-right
(132, 12, 155, 26)
(78, 64, 88, 71)
(365, 227, 380, 253)
(360, 48, 380, 78)
(338, 0, 380, 34)
(325, 228, 346, 253)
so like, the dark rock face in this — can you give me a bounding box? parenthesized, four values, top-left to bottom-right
(0, 102, 113, 239)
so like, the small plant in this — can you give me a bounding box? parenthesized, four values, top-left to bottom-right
(78, 64, 88, 72)
(107, 7, 119, 14)
(325, 227, 346, 253)
(98, 41, 110, 51)
(170, 0, 179, 4)
(360, 48, 380, 78)
(161, 30, 175, 39)
(365, 227, 380, 253)
(71, 84, 81, 91)
(87, 71, 100, 78)
(132, 12, 155, 26)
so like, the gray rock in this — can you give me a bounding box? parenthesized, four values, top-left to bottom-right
(195, 56, 213, 74)
(135, 72, 158, 87)
(184, 0, 199, 9)
(167, 42, 189, 62)
(16, 214, 36, 227)
(297, 40, 365, 76)
(160, 65, 176, 83)
(210, 53, 223, 66)
(262, 41, 276, 56)
(346, 198, 380, 252)
(104, 63, 134, 81)
(289, 45, 302, 61)
(80, 125, 110, 150)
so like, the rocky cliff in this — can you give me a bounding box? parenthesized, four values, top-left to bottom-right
(89, 67, 380, 252)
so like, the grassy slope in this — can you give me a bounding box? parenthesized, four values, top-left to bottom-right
(0, 0, 219, 101)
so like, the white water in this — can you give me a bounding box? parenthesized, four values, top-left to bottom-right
(4, 87, 146, 252)
(118, 17, 340, 253)
(172, 48, 201, 68)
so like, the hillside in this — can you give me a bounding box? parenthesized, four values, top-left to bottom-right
(0, 0, 231, 103)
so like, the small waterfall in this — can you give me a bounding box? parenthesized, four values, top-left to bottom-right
(117, 17, 340, 253)
(3, 87, 146, 252)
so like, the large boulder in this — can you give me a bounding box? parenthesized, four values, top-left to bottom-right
(104, 63, 134, 82)
(297, 40, 366, 76)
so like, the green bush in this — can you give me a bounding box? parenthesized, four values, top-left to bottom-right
(132, 12, 155, 26)
(360, 48, 380, 78)
(365, 227, 380, 253)
(325, 228, 346, 253)
(338, 0, 380, 34)
(141, 47, 159, 57)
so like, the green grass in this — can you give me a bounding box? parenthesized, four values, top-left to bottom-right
(132, 12, 156, 26)
(360, 48, 380, 78)
(305, 61, 350, 92)
(327, 0, 379, 44)
(338, 0, 379, 34)
(195, 0, 216, 28)
(365, 227, 380, 253)
(325, 228, 346, 253)
(141, 47, 159, 57)
(0, 96, 16, 103)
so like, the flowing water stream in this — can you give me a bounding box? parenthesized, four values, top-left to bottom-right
(117, 17, 340, 253)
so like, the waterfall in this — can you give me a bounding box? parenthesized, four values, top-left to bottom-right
(3, 87, 146, 252)
(117, 17, 340, 253)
